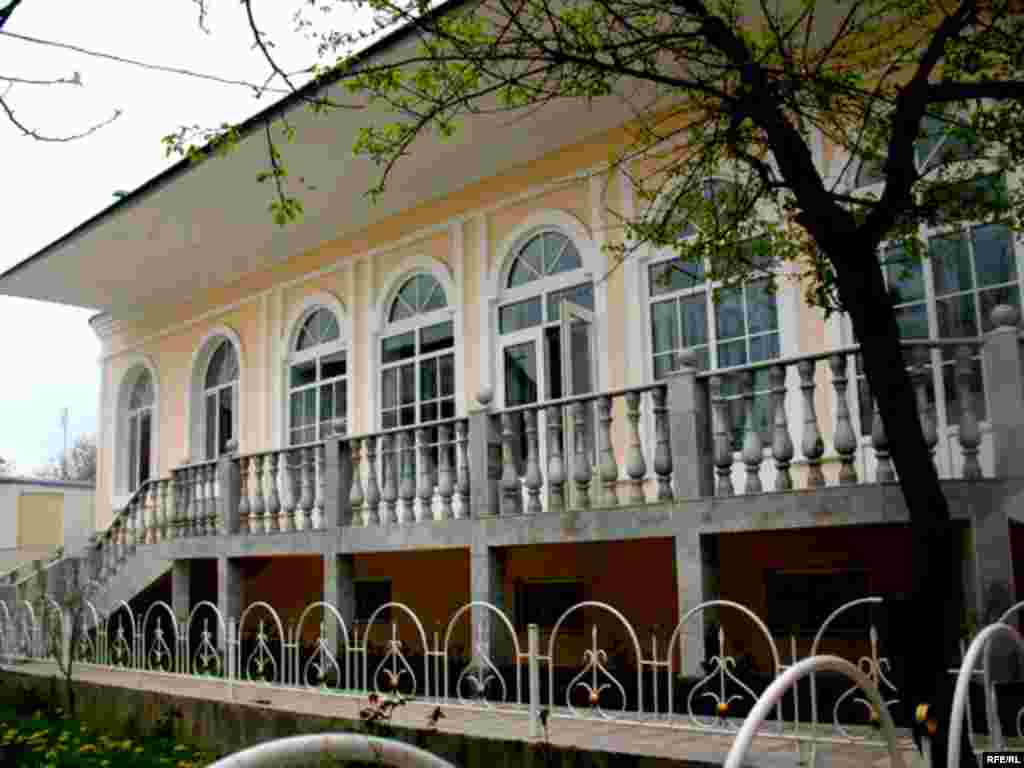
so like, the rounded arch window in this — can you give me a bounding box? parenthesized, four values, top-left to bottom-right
(203, 340, 239, 459)
(127, 369, 154, 492)
(289, 307, 347, 445)
(506, 231, 582, 289)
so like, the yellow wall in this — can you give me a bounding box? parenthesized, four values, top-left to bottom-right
(16, 493, 64, 550)
(94, 118, 837, 526)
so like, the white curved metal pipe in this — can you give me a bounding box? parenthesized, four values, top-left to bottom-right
(723, 655, 905, 768)
(208, 733, 457, 768)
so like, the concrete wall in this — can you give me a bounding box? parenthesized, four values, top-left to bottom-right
(0, 479, 94, 574)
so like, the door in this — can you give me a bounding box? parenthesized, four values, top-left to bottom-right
(560, 300, 596, 506)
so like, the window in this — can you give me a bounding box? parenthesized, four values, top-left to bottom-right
(497, 230, 596, 475)
(127, 370, 154, 492)
(516, 579, 585, 630)
(203, 340, 239, 460)
(289, 307, 347, 445)
(355, 579, 392, 622)
(380, 274, 456, 490)
(765, 570, 871, 636)
(647, 239, 780, 448)
(851, 118, 1017, 444)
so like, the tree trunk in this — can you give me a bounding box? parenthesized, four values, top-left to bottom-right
(828, 239, 975, 768)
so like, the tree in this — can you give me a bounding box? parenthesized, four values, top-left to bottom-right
(37, 558, 96, 719)
(166, 1, 1024, 763)
(37, 434, 97, 483)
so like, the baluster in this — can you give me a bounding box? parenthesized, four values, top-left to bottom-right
(911, 347, 939, 465)
(572, 400, 593, 509)
(153, 481, 162, 542)
(798, 360, 825, 488)
(300, 447, 315, 530)
(191, 467, 203, 537)
(161, 479, 171, 541)
(863, 354, 895, 484)
(250, 456, 265, 535)
(417, 427, 434, 522)
(170, 472, 182, 540)
(127, 501, 138, 555)
(266, 453, 281, 533)
(207, 464, 218, 535)
(830, 353, 858, 484)
(709, 375, 734, 497)
(499, 413, 521, 516)
(624, 391, 647, 504)
(547, 405, 566, 513)
(350, 438, 365, 526)
(523, 410, 543, 514)
(597, 395, 619, 506)
(365, 436, 381, 526)
(314, 444, 326, 529)
(741, 371, 763, 494)
(281, 450, 298, 531)
(398, 430, 416, 524)
(651, 385, 673, 501)
(770, 364, 793, 491)
(455, 421, 470, 519)
(437, 425, 455, 520)
(957, 345, 982, 480)
(381, 434, 398, 525)
(238, 457, 250, 534)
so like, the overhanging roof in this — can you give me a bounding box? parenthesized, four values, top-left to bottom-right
(0, 2, 642, 315)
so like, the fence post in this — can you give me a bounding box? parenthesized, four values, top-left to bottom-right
(528, 623, 540, 740)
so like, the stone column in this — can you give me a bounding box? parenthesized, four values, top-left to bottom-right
(323, 553, 356, 654)
(469, 542, 512, 665)
(984, 305, 1024, 481)
(322, 436, 353, 529)
(217, 556, 242, 651)
(172, 560, 192, 627)
(674, 531, 715, 676)
(469, 392, 499, 518)
(666, 350, 714, 499)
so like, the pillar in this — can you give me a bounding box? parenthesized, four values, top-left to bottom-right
(470, 543, 512, 664)
(322, 436, 353, 528)
(469, 395, 500, 518)
(674, 531, 716, 675)
(323, 553, 356, 654)
(217, 556, 242, 654)
(666, 350, 714, 499)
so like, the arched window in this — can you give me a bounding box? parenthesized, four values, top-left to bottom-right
(289, 307, 347, 445)
(380, 273, 455, 429)
(127, 370, 154, 492)
(203, 340, 239, 459)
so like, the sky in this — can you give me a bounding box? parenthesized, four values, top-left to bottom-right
(0, 0, 359, 473)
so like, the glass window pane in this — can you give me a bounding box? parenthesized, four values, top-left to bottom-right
(382, 410, 398, 429)
(749, 332, 780, 363)
(139, 412, 151, 485)
(499, 297, 543, 334)
(519, 235, 544, 276)
(400, 364, 415, 405)
(439, 354, 455, 397)
(421, 357, 438, 401)
(980, 285, 1022, 332)
(546, 283, 595, 321)
(205, 393, 217, 460)
(421, 321, 454, 354)
(648, 259, 704, 297)
(936, 294, 978, 338)
(382, 331, 416, 363)
(219, 387, 234, 455)
(128, 414, 138, 491)
(930, 234, 973, 296)
(653, 354, 675, 380)
(568, 320, 593, 396)
(320, 383, 335, 424)
(290, 392, 305, 428)
(718, 338, 747, 368)
(679, 293, 708, 348)
(508, 260, 536, 289)
(440, 399, 455, 419)
(382, 369, 397, 410)
(895, 303, 930, 339)
(650, 301, 678, 355)
(336, 381, 348, 422)
(883, 246, 926, 304)
(504, 342, 538, 407)
(303, 389, 316, 433)
(544, 326, 563, 400)
(421, 402, 439, 422)
(400, 406, 416, 426)
(321, 351, 346, 380)
(290, 360, 316, 388)
(421, 276, 447, 311)
(715, 288, 746, 341)
(546, 232, 582, 273)
(746, 280, 778, 334)
(973, 225, 1017, 288)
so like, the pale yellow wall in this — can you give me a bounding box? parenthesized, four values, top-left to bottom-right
(17, 493, 63, 550)
(95, 119, 837, 523)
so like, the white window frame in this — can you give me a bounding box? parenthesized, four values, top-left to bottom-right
(127, 373, 154, 493)
(845, 122, 1020, 479)
(287, 308, 349, 446)
(114, 358, 160, 506)
(202, 340, 239, 461)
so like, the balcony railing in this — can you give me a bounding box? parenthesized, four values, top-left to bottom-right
(86, 305, 1024, 577)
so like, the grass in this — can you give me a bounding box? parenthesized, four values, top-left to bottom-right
(0, 706, 219, 768)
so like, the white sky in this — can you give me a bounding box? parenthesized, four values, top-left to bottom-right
(1, 0, 358, 473)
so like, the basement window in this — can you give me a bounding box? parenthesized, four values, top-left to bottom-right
(516, 578, 585, 631)
(765, 569, 871, 636)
